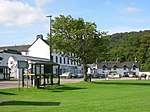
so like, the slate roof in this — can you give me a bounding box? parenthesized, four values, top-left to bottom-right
(97, 61, 139, 69)
(0, 35, 49, 53)
(0, 45, 31, 52)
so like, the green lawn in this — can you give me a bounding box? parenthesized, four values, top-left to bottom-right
(1, 80, 150, 112)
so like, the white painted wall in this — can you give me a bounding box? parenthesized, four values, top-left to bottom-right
(28, 37, 81, 74)
(97, 67, 139, 76)
(28, 38, 50, 59)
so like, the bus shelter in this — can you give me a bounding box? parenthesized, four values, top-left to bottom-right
(23, 60, 60, 88)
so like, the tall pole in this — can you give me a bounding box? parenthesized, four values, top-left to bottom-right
(46, 15, 53, 85)
(46, 15, 52, 61)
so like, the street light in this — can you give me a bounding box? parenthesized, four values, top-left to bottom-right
(46, 15, 52, 61)
(46, 15, 54, 85)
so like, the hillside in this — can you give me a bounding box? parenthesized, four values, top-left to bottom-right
(108, 30, 150, 71)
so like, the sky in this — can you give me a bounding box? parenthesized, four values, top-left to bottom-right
(0, 0, 150, 46)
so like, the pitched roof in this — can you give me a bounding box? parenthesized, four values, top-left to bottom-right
(97, 61, 139, 68)
(0, 45, 31, 52)
(0, 49, 22, 55)
(30, 35, 49, 47)
(0, 35, 49, 53)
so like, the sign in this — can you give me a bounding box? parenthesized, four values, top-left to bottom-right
(18, 61, 28, 68)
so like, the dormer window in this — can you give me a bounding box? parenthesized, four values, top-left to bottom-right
(123, 65, 127, 70)
(133, 64, 136, 70)
(102, 65, 107, 70)
(113, 65, 117, 70)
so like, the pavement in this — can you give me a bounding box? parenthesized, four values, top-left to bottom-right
(0, 77, 137, 89)
(0, 78, 86, 89)
(0, 80, 20, 89)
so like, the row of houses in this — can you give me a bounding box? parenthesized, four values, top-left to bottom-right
(96, 61, 139, 77)
(0, 34, 140, 80)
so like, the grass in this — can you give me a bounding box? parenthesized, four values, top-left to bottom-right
(1, 80, 150, 112)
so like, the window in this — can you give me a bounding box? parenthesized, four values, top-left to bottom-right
(123, 65, 127, 70)
(67, 58, 69, 64)
(64, 58, 66, 64)
(51, 56, 53, 61)
(133, 65, 136, 70)
(71, 59, 73, 65)
(133, 72, 136, 75)
(102, 65, 107, 70)
(113, 65, 117, 70)
(55, 56, 58, 63)
(0, 68, 3, 73)
(133, 67, 136, 70)
(0, 57, 3, 60)
(60, 57, 62, 63)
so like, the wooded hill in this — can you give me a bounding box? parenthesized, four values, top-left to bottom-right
(107, 30, 150, 71)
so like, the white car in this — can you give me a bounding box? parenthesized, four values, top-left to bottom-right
(60, 72, 72, 78)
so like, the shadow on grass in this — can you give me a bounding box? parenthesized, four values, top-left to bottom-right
(40, 85, 87, 92)
(0, 91, 16, 95)
(92, 81, 150, 86)
(0, 101, 60, 106)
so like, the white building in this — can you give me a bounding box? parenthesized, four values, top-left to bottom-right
(0, 35, 81, 79)
(90, 61, 139, 78)
(0, 49, 26, 79)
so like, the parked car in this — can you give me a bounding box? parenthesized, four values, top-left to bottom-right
(107, 72, 121, 79)
(77, 73, 84, 78)
(91, 73, 100, 78)
(60, 72, 72, 78)
(71, 73, 78, 78)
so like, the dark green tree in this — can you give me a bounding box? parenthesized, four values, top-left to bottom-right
(51, 15, 107, 81)
(108, 30, 150, 71)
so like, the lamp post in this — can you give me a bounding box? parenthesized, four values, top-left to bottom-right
(46, 15, 53, 85)
(46, 15, 52, 61)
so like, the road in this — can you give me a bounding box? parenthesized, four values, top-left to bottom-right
(0, 78, 90, 89)
(0, 77, 136, 89)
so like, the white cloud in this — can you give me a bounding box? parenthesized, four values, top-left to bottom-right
(0, 30, 16, 35)
(124, 7, 140, 13)
(106, 26, 147, 35)
(0, 0, 44, 26)
(35, 0, 53, 7)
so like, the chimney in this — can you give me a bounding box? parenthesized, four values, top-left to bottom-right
(116, 58, 120, 62)
(36, 34, 43, 40)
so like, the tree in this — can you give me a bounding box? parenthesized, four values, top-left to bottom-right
(108, 30, 150, 71)
(51, 15, 107, 81)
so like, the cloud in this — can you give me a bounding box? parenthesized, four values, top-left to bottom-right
(0, 30, 16, 35)
(106, 26, 147, 35)
(124, 7, 140, 13)
(0, 0, 44, 26)
(35, 0, 53, 7)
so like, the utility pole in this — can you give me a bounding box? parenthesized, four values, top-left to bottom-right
(46, 15, 52, 61)
(46, 15, 53, 85)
